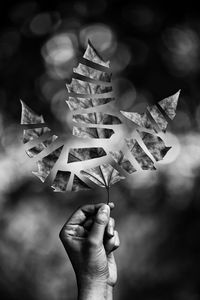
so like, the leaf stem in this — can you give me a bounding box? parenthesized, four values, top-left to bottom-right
(106, 186, 110, 204)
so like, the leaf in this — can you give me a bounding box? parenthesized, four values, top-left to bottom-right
(33, 145, 64, 182)
(158, 90, 180, 120)
(147, 105, 168, 132)
(67, 96, 114, 111)
(138, 131, 171, 161)
(72, 175, 91, 192)
(73, 126, 114, 139)
(26, 135, 58, 158)
(81, 164, 125, 188)
(73, 113, 121, 125)
(68, 147, 106, 163)
(23, 127, 51, 144)
(125, 138, 156, 170)
(109, 150, 136, 174)
(83, 40, 110, 67)
(20, 100, 45, 125)
(51, 171, 71, 192)
(73, 63, 111, 82)
(120, 111, 157, 132)
(20, 41, 180, 199)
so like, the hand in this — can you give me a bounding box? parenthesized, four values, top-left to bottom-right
(59, 202, 120, 300)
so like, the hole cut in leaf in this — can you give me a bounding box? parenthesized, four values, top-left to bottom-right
(72, 174, 91, 192)
(33, 145, 64, 182)
(26, 135, 58, 158)
(51, 171, 71, 192)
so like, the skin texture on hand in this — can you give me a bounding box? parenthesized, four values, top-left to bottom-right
(59, 202, 120, 300)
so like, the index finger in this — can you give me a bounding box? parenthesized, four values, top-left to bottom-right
(66, 202, 115, 226)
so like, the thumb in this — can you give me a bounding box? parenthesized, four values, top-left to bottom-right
(89, 204, 110, 245)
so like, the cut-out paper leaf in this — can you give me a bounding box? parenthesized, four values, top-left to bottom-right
(20, 40, 180, 203)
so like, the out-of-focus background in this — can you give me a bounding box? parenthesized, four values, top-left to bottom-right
(1, 1, 200, 299)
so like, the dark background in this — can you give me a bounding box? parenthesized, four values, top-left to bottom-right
(1, 1, 200, 299)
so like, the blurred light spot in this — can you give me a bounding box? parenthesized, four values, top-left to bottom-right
(110, 43, 132, 72)
(43, 33, 75, 65)
(42, 33, 77, 79)
(162, 27, 200, 76)
(79, 24, 116, 56)
(30, 12, 61, 36)
(113, 77, 136, 110)
(0, 30, 21, 60)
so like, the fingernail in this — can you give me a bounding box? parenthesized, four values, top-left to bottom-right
(99, 204, 110, 215)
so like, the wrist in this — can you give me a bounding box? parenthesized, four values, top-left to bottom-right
(78, 279, 107, 300)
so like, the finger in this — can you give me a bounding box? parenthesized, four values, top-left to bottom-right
(67, 202, 115, 226)
(88, 204, 110, 245)
(106, 217, 115, 237)
(83, 203, 115, 230)
(105, 230, 120, 254)
(66, 203, 105, 226)
(60, 224, 89, 239)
